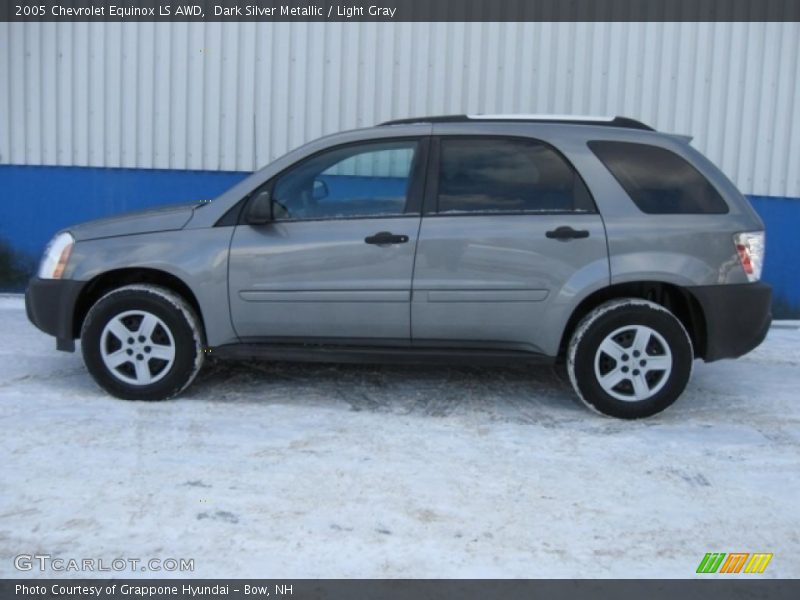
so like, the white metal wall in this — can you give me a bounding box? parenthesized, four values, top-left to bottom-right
(1, 21, 799, 197)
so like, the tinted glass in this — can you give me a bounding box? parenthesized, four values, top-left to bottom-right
(272, 140, 417, 220)
(437, 138, 594, 213)
(588, 141, 729, 214)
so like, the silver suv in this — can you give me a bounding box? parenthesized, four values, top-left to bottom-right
(26, 115, 771, 418)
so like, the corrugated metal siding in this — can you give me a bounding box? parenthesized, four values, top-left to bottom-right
(1, 21, 799, 197)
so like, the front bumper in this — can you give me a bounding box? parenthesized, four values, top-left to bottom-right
(690, 282, 772, 362)
(25, 277, 86, 352)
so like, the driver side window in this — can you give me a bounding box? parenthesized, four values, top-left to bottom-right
(271, 140, 418, 221)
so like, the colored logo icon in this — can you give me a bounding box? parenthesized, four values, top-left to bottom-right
(696, 553, 773, 574)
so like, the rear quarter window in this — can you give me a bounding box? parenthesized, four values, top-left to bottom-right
(588, 141, 729, 214)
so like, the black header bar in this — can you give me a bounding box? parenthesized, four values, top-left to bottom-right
(2, 579, 800, 600)
(3, 0, 800, 22)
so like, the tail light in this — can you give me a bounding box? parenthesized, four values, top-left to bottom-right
(734, 231, 765, 282)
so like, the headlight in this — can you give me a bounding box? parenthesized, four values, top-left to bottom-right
(38, 232, 74, 279)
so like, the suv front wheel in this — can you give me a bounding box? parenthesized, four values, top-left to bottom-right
(567, 298, 693, 419)
(81, 285, 205, 400)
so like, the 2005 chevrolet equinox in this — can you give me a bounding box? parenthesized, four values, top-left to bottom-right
(26, 115, 772, 418)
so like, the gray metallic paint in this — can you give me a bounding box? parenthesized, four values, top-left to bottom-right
(411, 213, 609, 356)
(66, 227, 237, 347)
(55, 120, 764, 356)
(70, 202, 198, 241)
(228, 218, 421, 340)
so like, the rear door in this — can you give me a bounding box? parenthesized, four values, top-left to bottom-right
(411, 135, 609, 355)
(228, 138, 428, 342)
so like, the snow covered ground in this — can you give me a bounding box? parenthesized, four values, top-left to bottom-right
(1, 295, 798, 578)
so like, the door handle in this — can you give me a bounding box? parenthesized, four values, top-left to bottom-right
(546, 226, 590, 241)
(364, 231, 409, 245)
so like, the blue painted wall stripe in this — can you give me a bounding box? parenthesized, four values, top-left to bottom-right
(747, 196, 800, 317)
(1, 165, 798, 317)
(0, 165, 249, 257)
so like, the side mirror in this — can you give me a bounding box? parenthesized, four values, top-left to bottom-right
(246, 190, 272, 225)
(312, 178, 329, 201)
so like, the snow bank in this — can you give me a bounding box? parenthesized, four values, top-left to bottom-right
(1, 296, 798, 578)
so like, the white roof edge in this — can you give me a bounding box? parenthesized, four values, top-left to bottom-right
(465, 114, 616, 121)
(667, 133, 694, 144)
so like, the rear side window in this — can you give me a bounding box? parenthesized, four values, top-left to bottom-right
(436, 137, 595, 214)
(588, 141, 728, 214)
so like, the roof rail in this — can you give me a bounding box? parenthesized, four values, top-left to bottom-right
(379, 114, 655, 131)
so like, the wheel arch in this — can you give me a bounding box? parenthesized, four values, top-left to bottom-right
(558, 281, 708, 360)
(73, 268, 205, 341)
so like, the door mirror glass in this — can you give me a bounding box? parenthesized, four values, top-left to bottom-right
(312, 178, 329, 200)
(247, 190, 272, 224)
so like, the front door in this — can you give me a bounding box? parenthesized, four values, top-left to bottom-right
(229, 138, 426, 342)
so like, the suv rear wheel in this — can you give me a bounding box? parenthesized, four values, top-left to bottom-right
(567, 298, 693, 418)
(81, 285, 204, 400)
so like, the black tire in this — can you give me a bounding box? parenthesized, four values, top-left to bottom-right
(81, 285, 204, 400)
(567, 298, 693, 419)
